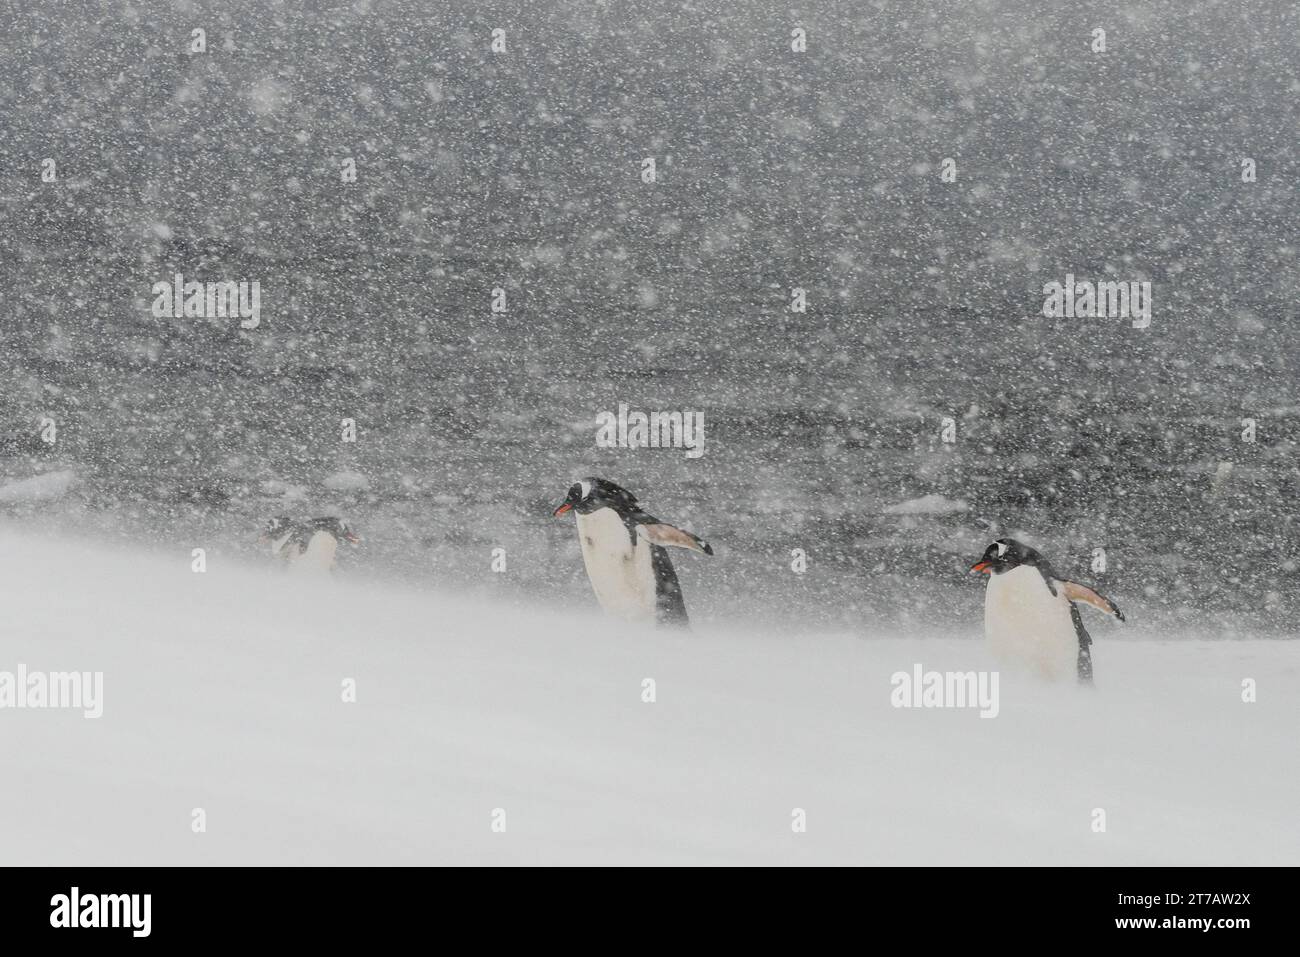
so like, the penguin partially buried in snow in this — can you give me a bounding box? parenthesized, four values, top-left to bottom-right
(260, 516, 360, 573)
(970, 538, 1124, 683)
(553, 478, 713, 627)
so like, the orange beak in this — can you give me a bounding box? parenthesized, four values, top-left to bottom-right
(553, 503, 573, 517)
(970, 561, 992, 574)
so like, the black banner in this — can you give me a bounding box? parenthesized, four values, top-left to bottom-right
(0, 866, 1279, 944)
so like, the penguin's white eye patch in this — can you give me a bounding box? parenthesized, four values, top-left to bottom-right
(578, 480, 592, 500)
(995, 542, 1008, 558)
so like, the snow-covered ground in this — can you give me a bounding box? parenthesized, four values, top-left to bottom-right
(1, 528, 1295, 866)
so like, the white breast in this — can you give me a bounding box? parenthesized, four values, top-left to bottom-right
(575, 508, 658, 622)
(287, 531, 338, 574)
(983, 565, 1078, 681)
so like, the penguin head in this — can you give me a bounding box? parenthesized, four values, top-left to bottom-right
(553, 477, 637, 517)
(259, 516, 295, 544)
(310, 516, 360, 544)
(970, 538, 1041, 575)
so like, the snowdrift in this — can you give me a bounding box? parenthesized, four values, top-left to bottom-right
(0, 528, 1294, 866)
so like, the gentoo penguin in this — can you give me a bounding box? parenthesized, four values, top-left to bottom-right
(553, 478, 713, 626)
(260, 516, 360, 573)
(970, 538, 1124, 683)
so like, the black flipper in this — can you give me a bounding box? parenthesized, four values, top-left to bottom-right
(629, 512, 713, 555)
(1061, 580, 1125, 621)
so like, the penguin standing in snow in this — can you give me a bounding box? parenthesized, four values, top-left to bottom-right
(260, 516, 360, 574)
(970, 538, 1124, 683)
(553, 478, 713, 626)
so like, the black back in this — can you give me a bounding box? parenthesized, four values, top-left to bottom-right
(650, 546, 689, 626)
(1071, 604, 1095, 685)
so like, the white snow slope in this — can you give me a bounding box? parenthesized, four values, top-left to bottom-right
(1, 529, 1295, 866)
